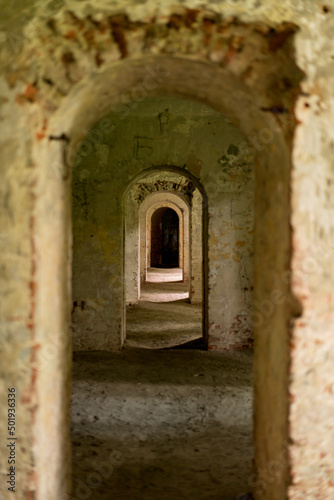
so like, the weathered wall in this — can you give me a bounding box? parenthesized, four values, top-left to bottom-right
(0, 95, 39, 498)
(71, 96, 255, 351)
(191, 188, 203, 305)
(0, 1, 333, 500)
(288, 16, 334, 499)
(124, 182, 140, 306)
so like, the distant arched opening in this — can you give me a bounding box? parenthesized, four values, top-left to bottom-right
(151, 207, 179, 268)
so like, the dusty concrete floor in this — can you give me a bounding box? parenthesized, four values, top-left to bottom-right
(71, 348, 254, 500)
(126, 299, 202, 349)
(71, 269, 253, 499)
(126, 267, 201, 349)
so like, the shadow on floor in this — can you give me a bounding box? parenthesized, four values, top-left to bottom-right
(72, 348, 253, 388)
(71, 348, 254, 500)
(163, 336, 206, 350)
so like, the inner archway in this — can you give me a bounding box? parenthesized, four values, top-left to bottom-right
(151, 207, 179, 268)
(123, 165, 205, 349)
(69, 89, 258, 499)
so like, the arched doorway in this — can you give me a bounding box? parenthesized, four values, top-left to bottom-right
(151, 207, 179, 268)
(123, 165, 206, 348)
(29, 26, 302, 496)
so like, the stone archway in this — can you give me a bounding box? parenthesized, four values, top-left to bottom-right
(141, 195, 189, 282)
(122, 163, 207, 351)
(7, 8, 304, 500)
(42, 55, 296, 499)
(123, 168, 203, 314)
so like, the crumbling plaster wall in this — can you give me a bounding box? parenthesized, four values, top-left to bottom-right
(0, 1, 333, 500)
(71, 96, 255, 352)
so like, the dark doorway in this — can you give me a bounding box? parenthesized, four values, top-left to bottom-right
(151, 207, 179, 268)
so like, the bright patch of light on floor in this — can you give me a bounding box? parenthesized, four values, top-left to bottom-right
(140, 268, 189, 302)
(140, 290, 189, 302)
(146, 267, 183, 283)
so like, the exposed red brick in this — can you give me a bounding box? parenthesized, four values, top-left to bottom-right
(95, 52, 104, 67)
(202, 17, 215, 46)
(267, 23, 298, 52)
(62, 51, 76, 64)
(84, 29, 96, 47)
(64, 30, 78, 40)
(24, 84, 37, 101)
(167, 14, 183, 30)
(27, 490, 36, 500)
(36, 131, 46, 140)
(109, 16, 128, 58)
(185, 8, 200, 28)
